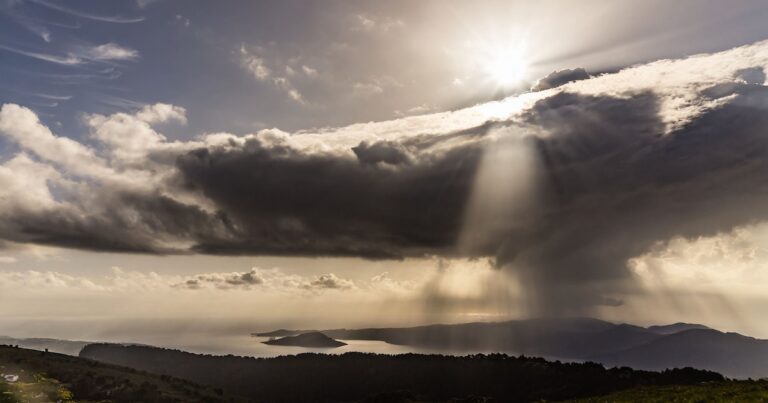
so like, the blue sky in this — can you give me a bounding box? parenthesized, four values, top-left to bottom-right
(5, 0, 768, 142)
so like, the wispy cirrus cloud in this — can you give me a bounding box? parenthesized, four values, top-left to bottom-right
(0, 43, 139, 65)
(30, 0, 145, 24)
(0, 44, 81, 65)
(352, 76, 403, 97)
(238, 44, 318, 103)
(352, 14, 405, 34)
(136, 0, 162, 9)
(16, 18, 52, 42)
(33, 93, 73, 101)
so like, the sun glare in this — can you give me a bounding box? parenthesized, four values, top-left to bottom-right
(485, 45, 528, 86)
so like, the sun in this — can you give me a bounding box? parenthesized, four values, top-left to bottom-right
(484, 45, 528, 87)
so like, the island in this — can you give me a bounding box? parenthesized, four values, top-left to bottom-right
(262, 332, 347, 348)
(251, 329, 311, 338)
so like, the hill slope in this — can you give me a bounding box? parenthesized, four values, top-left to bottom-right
(80, 343, 723, 402)
(0, 345, 240, 402)
(570, 380, 768, 402)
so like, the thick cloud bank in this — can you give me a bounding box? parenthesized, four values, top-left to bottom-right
(3, 41, 768, 313)
(530, 67, 591, 91)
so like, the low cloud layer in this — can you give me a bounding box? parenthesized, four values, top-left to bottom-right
(3, 40, 768, 314)
(174, 268, 358, 292)
(0, 266, 404, 296)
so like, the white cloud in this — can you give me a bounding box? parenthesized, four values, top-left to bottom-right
(395, 104, 435, 117)
(239, 45, 304, 102)
(240, 45, 271, 80)
(308, 273, 355, 290)
(352, 76, 402, 97)
(0, 104, 113, 179)
(175, 14, 191, 27)
(135, 103, 187, 124)
(0, 45, 82, 65)
(0, 154, 62, 213)
(179, 268, 265, 290)
(353, 81, 384, 95)
(0, 265, 419, 299)
(630, 224, 768, 295)
(0, 264, 443, 336)
(0, 42, 139, 66)
(81, 103, 187, 169)
(18, 20, 51, 42)
(173, 267, 360, 292)
(81, 43, 139, 61)
(352, 14, 404, 33)
(34, 93, 72, 101)
(302, 65, 318, 77)
(355, 14, 376, 31)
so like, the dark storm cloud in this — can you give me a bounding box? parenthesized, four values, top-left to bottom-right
(0, 190, 224, 254)
(176, 134, 482, 258)
(531, 68, 591, 91)
(168, 69, 768, 313)
(497, 79, 768, 314)
(352, 140, 413, 166)
(2, 40, 768, 314)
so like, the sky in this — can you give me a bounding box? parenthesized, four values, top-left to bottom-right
(3, 0, 768, 344)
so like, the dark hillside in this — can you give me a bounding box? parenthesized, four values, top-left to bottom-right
(81, 343, 723, 402)
(0, 345, 240, 402)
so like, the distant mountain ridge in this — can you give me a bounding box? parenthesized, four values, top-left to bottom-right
(0, 336, 149, 357)
(646, 322, 711, 334)
(0, 336, 92, 356)
(254, 318, 767, 378)
(593, 328, 768, 379)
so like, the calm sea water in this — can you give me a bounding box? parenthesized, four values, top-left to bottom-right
(165, 335, 420, 357)
(0, 319, 521, 358)
(158, 334, 529, 358)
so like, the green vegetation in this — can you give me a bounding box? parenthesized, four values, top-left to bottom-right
(571, 380, 768, 402)
(0, 345, 242, 402)
(0, 372, 74, 403)
(0, 380, 17, 403)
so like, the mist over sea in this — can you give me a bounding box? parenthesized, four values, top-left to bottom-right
(0, 317, 533, 358)
(0, 318, 445, 357)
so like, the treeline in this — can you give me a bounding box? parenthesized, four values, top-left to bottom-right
(80, 344, 723, 402)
